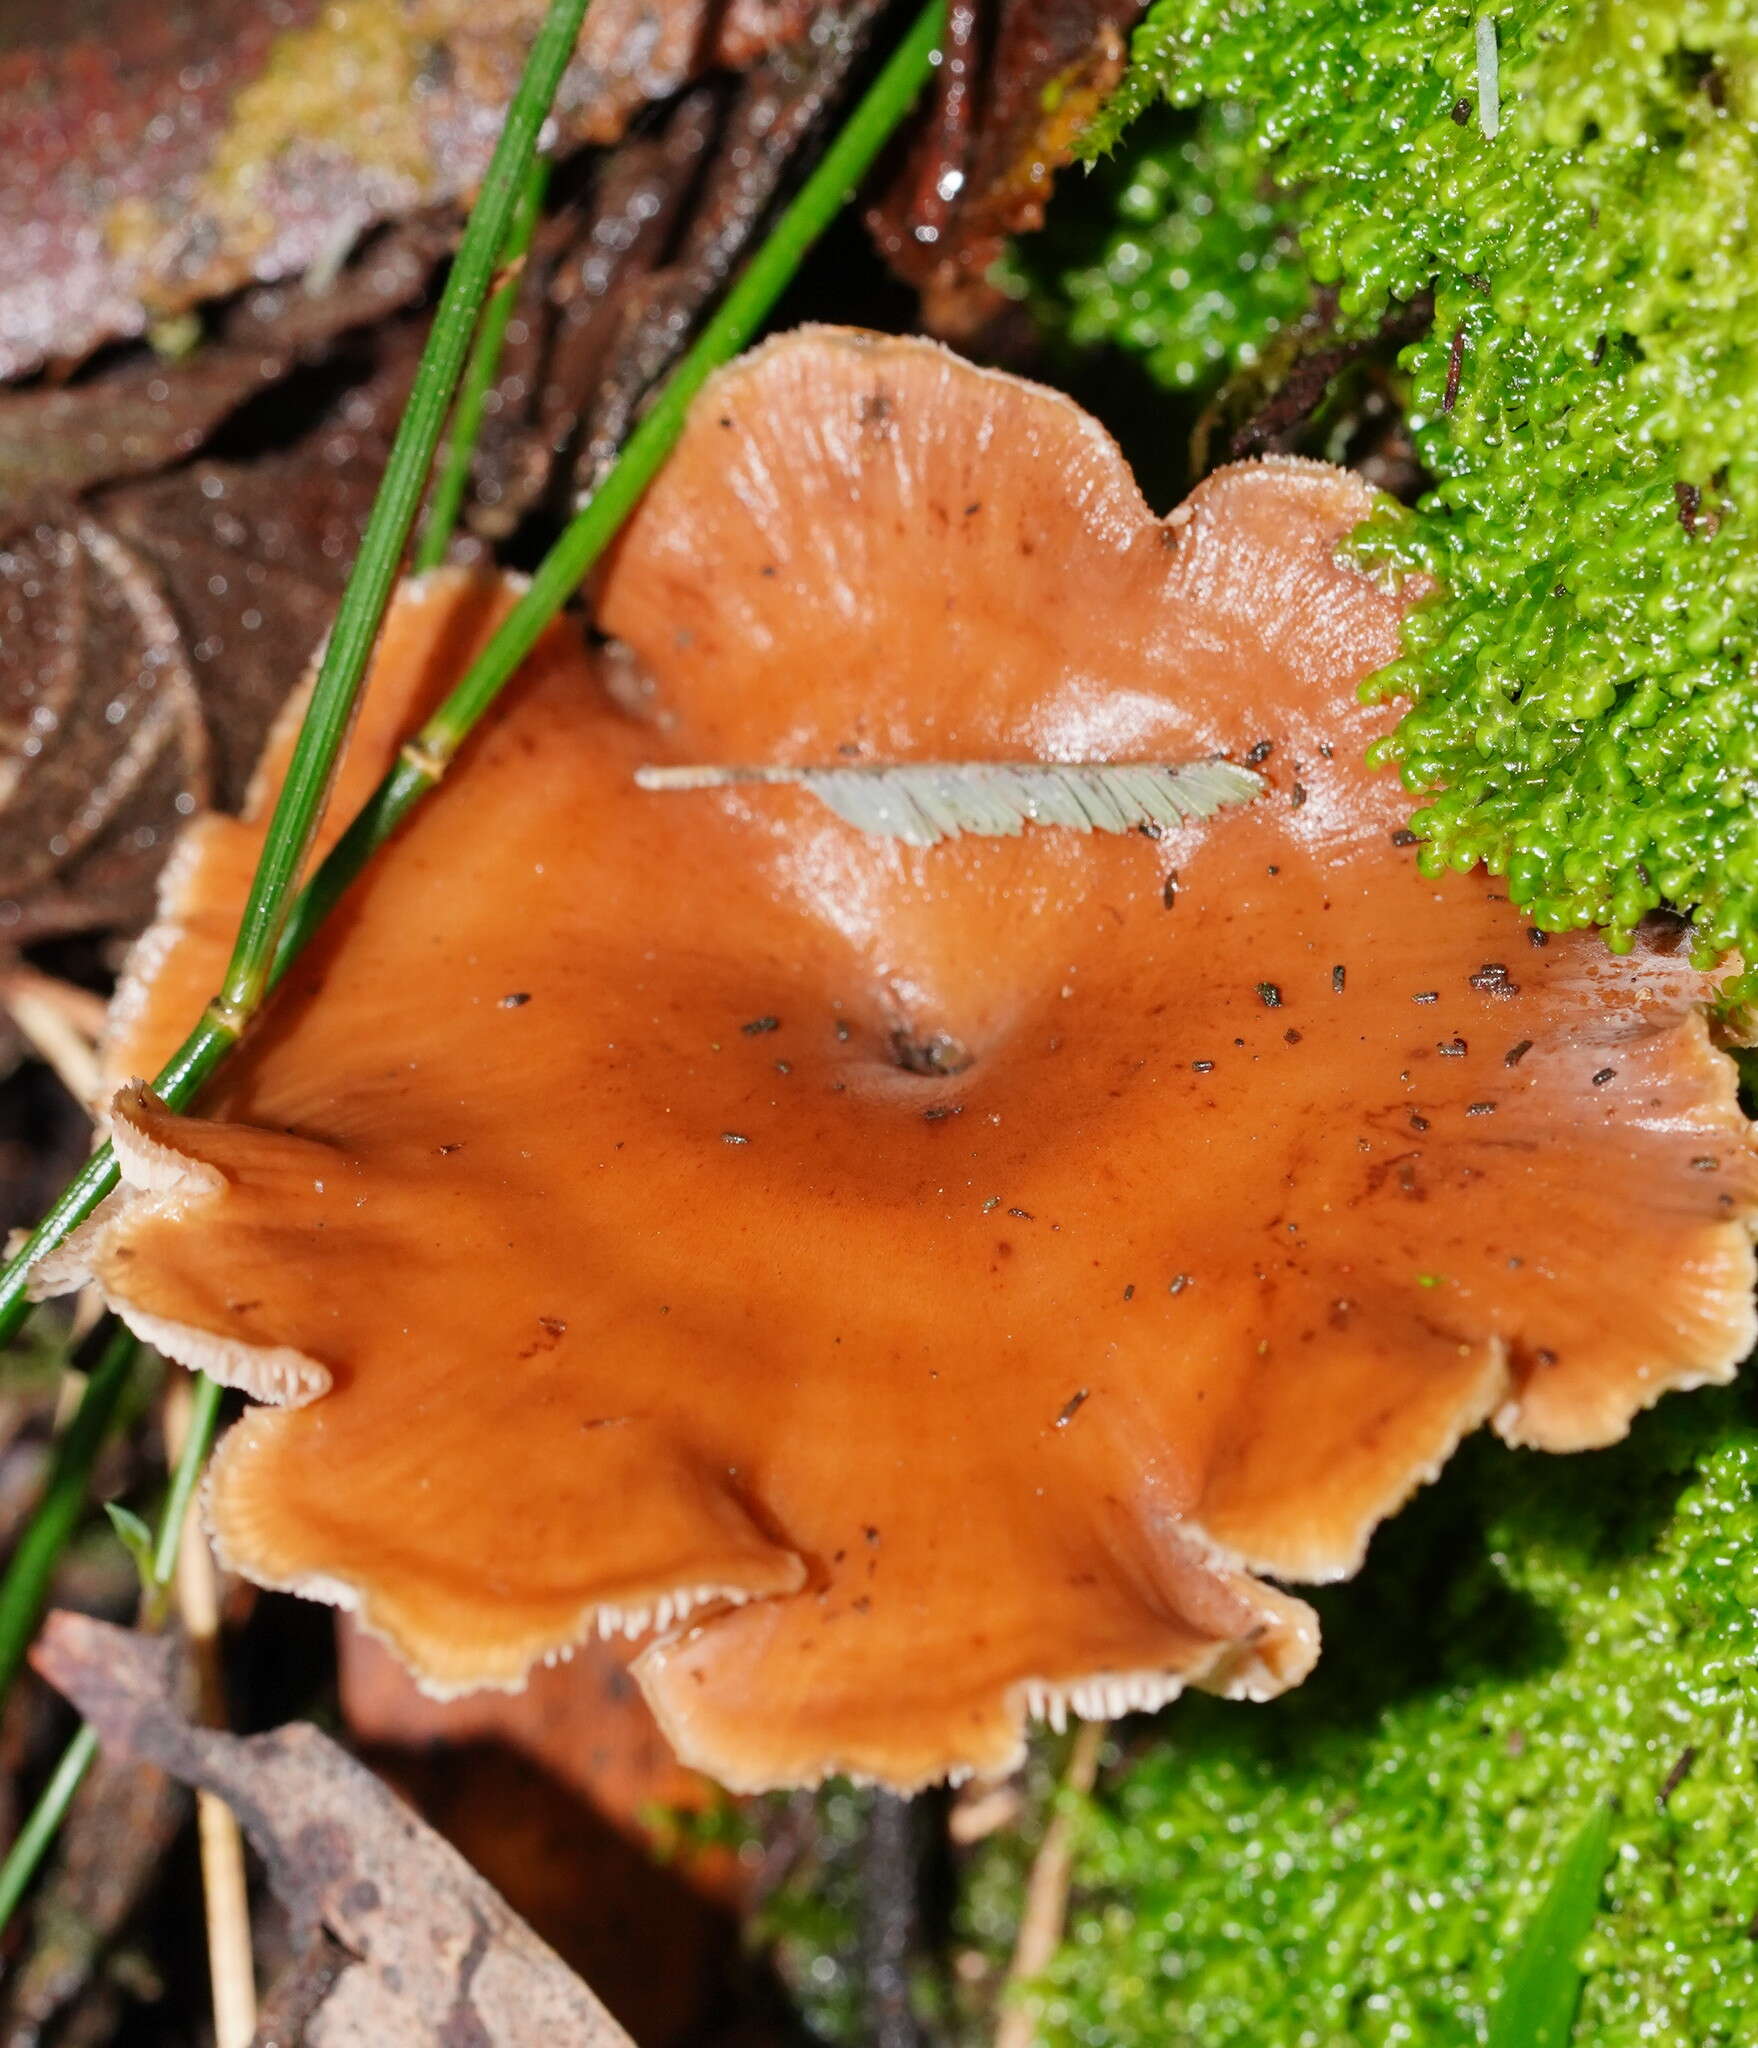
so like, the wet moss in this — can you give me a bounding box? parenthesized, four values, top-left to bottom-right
(1061, 0, 1758, 969)
(1004, 1392, 1758, 2044)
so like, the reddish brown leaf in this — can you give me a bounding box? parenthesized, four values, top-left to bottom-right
(869, 0, 1143, 332)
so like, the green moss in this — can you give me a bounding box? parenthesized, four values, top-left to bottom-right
(1062, 0, 1758, 964)
(1015, 102, 1311, 398)
(1008, 1393, 1758, 2045)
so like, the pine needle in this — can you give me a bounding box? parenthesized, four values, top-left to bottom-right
(634, 759, 1263, 845)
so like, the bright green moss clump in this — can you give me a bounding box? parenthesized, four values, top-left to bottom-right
(1014, 1396, 1758, 2045)
(1045, 102, 1311, 396)
(1070, 0, 1758, 962)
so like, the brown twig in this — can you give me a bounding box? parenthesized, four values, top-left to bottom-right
(994, 1720, 1106, 2048)
(1230, 292, 1435, 458)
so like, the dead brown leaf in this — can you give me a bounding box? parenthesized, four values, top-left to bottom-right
(0, 317, 423, 947)
(0, 0, 821, 381)
(473, 0, 886, 535)
(34, 1610, 636, 2048)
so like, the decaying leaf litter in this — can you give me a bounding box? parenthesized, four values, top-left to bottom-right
(3, 0, 1757, 2045)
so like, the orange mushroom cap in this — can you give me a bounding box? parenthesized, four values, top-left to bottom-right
(63, 329, 1757, 1791)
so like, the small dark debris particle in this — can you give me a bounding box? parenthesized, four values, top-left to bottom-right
(1505, 1040, 1533, 1067)
(1410, 1111, 1431, 1132)
(1138, 820, 1164, 840)
(1675, 479, 1702, 535)
(1245, 739, 1274, 766)
(1168, 1273, 1191, 1295)
(499, 992, 531, 1009)
(1162, 870, 1179, 909)
(1284, 1028, 1303, 1045)
(438, 1142, 462, 1156)
(1256, 982, 1283, 1008)
(1438, 1038, 1468, 1057)
(1451, 95, 1472, 122)
(1267, 864, 1280, 877)
(1291, 783, 1307, 809)
(1692, 1155, 1721, 1172)
(1413, 990, 1438, 1004)
(539, 1316, 567, 1337)
(1657, 1746, 1698, 1809)
(863, 1525, 880, 1545)
(892, 1030, 972, 1077)
(1466, 1101, 1497, 1116)
(722, 1132, 750, 1146)
(1055, 1389, 1090, 1429)
(964, 502, 981, 517)
(1390, 827, 1419, 848)
(922, 1104, 964, 1122)
(1593, 1067, 1617, 1086)
(1535, 1347, 1559, 1367)
(1123, 1284, 1135, 1300)
(1009, 1207, 1034, 1221)
(1528, 927, 1549, 948)
(1469, 963, 1518, 996)
(1192, 1059, 1215, 1074)
(1332, 964, 1347, 995)
(742, 1015, 780, 1036)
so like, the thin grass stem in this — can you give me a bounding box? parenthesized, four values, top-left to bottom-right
(0, 1725, 97, 1933)
(0, 1372, 223, 1934)
(0, 0, 945, 1354)
(416, 155, 553, 574)
(216, 0, 590, 1026)
(0, 1325, 138, 1700)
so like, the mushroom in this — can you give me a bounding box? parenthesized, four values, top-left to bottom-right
(62, 329, 1758, 1792)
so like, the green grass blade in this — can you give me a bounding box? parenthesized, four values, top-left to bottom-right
(277, 0, 948, 950)
(415, 0, 949, 763)
(215, 0, 590, 1022)
(0, 1326, 138, 1699)
(0, 1724, 99, 1933)
(414, 153, 553, 574)
(1485, 1802, 1616, 2048)
(0, 1374, 221, 1933)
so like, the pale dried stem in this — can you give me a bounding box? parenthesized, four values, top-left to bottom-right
(165, 1375, 258, 2048)
(994, 1720, 1107, 2048)
(0, 967, 106, 1113)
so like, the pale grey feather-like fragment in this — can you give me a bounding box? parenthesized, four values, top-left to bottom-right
(634, 760, 1263, 845)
